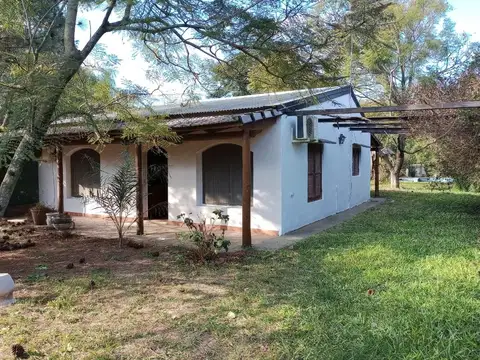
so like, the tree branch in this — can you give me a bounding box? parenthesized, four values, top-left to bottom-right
(35, 2, 66, 58)
(80, 0, 117, 59)
(64, 0, 80, 55)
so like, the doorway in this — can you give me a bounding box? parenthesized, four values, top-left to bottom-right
(147, 148, 168, 219)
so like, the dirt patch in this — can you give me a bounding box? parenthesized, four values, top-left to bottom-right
(0, 224, 186, 281)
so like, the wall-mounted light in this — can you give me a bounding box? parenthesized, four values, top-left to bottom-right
(339, 134, 346, 145)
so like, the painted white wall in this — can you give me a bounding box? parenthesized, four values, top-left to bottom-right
(39, 144, 136, 216)
(168, 122, 282, 232)
(280, 93, 371, 234)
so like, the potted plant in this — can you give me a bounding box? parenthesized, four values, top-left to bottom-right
(52, 213, 74, 230)
(30, 203, 48, 225)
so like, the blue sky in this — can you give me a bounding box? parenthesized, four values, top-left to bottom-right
(77, 0, 479, 102)
(449, 0, 480, 40)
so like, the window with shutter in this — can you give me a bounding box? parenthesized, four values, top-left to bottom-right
(202, 144, 253, 206)
(308, 143, 323, 202)
(352, 145, 361, 176)
(70, 149, 100, 197)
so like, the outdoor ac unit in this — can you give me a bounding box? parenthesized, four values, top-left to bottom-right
(294, 116, 317, 142)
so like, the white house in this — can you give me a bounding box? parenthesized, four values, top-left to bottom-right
(39, 86, 374, 238)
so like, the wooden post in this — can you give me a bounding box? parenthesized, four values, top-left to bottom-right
(242, 128, 252, 247)
(56, 147, 64, 213)
(135, 143, 144, 235)
(374, 147, 380, 198)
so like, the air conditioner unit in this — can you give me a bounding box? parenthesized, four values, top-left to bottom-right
(294, 116, 317, 142)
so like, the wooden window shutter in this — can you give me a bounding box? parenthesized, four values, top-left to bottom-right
(202, 144, 253, 206)
(308, 143, 323, 202)
(70, 149, 100, 197)
(352, 145, 361, 176)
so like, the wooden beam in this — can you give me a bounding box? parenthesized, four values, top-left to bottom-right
(46, 136, 128, 146)
(242, 128, 252, 248)
(320, 116, 411, 122)
(318, 117, 369, 123)
(350, 126, 407, 131)
(361, 129, 409, 134)
(135, 143, 144, 235)
(174, 122, 242, 134)
(333, 122, 404, 128)
(56, 147, 64, 214)
(374, 147, 380, 198)
(289, 101, 480, 116)
(182, 129, 262, 142)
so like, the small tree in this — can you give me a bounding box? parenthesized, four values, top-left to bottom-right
(85, 153, 137, 247)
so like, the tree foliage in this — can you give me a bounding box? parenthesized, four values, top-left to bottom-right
(410, 59, 480, 189)
(206, 0, 393, 96)
(0, 0, 321, 215)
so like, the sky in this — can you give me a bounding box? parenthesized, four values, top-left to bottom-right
(76, 0, 480, 104)
(449, 0, 480, 41)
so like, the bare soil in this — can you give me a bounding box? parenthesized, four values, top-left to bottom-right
(0, 222, 186, 280)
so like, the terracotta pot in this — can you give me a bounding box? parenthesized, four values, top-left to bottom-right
(30, 209, 46, 225)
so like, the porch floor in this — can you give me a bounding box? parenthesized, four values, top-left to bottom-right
(71, 198, 385, 251)
(72, 217, 275, 251)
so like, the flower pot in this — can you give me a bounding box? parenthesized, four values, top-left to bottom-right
(30, 208, 47, 225)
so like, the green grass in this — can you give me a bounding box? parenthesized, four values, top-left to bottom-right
(1, 190, 480, 359)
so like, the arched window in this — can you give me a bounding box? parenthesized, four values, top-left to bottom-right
(70, 149, 100, 197)
(202, 144, 253, 206)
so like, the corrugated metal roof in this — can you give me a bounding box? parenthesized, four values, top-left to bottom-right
(167, 115, 239, 128)
(144, 86, 344, 117)
(47, 86, 351, 136)
(47, 115, 240, 136)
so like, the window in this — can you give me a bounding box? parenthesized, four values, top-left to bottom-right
(352, 144, 361, 176)
(70, 149, 100, 197)
(202, 144, 253, 205)
(308, 143, 323, 202)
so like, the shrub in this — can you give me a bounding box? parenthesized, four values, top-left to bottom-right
(427, 179, 453, 192)
(177, 210, 230, 262)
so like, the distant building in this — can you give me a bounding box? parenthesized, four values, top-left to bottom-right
(408, 164, 427, 177)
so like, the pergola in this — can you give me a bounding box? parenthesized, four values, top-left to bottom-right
(286, 100, 480, 199)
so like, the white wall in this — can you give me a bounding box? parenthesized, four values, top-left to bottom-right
(280, 93, 371, 234)
(168, 122, 282, 232)
(39, 144, 137, 216)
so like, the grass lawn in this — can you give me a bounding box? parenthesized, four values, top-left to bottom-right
(1, 190, 480, 359)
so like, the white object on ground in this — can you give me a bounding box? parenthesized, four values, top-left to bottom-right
(0, 273, 14, 306)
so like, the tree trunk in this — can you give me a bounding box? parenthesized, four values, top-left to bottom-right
(390, 135, 406, 189)
(390, 171, 400, 189)
(0, 57, 82, 216)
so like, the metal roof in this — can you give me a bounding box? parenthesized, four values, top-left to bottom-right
(47, 86, 354, 137)
(167, 115, 240, 128)
(143, 86, 346, 117)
